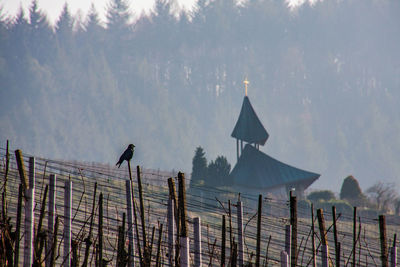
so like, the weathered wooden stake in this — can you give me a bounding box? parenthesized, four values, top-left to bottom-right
(168, 178, 179, 236)
(14, 184, 23, 267)
(222, 215, 226, 267)
(194, 217, 202, 267)
(390, 246, 397, 267)
(178, 172, 187, 237)
(137, 166, 148, 263)
(64, 180, 72, 267)
(321, 244, 329, 267)
(126, 180, 136, 267)
(49, 216, 59, 267)
(311, 204, 316, 267)
(281, 251, 289, 267)
(317, 209, 329, 267)
(228, 200, 233, 249)
(353, 207, 357, 267)
(317, 209, 328, 246)
(237, 200, 244, 267)
(15, 150, 28, 195)
(256, 194, 262, 267)
(156, 224, 163, 267)
(178, 172, 188, 267)
(117, 213, 127, 267)
(379, 215, 388, 267)
(168, 177, 180, 267)
(290, 192, 297, 267)
(285, 225, 291, 265)
(3, 140, 9, 197)
(34, 184, 49, 265)
(128, 165, 143, 267)
(46, 174, 57, 267)
(168, 198, 175, 267)
(332, 206, 339, 267)
(82, 182, 97, 267)
(24, 157, 36, 267)
(180, 236, 189, 267)
(98, 192, 104, 266)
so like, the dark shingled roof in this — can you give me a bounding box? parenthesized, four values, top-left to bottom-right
(230, 144, 320, 190)
(231, 96, 269, 145)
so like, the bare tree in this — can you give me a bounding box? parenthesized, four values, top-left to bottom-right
(366, 182, 398, 213)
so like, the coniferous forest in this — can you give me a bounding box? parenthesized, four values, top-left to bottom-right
(1, 0, 399, 192)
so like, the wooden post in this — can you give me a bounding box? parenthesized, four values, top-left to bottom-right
(180, 236, 189, 267)
(137, 166, 147, 251)
(317, 209, 327, 246)
(82, 183, 97, 267)
(168, 178, 179, 236)
(64, 180, 72, 267)
(228, 200, 233, 249)
(256, 195, 262, 267)
(390, 247, 397, 267)
(155, 224, 163, 267)
(311, 204, 316, 267)
(178, 172, 187, 237)
(317, 209, 329, 267)
(237, 200, 244, 267)
(24, 157, 36, 267)
(168, 198, 175, 267)
(290, 193, 297, 267)
(15, 150, 28, 195)
(49, 216, 59, 267)
(98, 192, 104, 266)
(194, 217, 202, 267)
(222, 215, 226, 267)
(281, 251, 289, 267)
(126, 180, 136, 267)
(285, 225, 291, 265)
(34, 184, 48, 265)
(321, 245, 329, 267)
(332, 206, 339, 267)
(178, 172, 189, 267)
(46, 174, 57, 267)
(118, 213, 127, 267)
(3, 140, 9, 198)
(353, 207, 357, 267)
(168, 177, 180, 267)
(14, 184, 23, 267)
(379, 215, 388, 267)
(29, 157, 35, 188)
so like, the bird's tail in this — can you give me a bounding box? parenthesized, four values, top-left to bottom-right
(116, 162, 121, 168)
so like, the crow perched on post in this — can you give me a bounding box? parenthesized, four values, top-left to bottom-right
(116, 144, 135, 168)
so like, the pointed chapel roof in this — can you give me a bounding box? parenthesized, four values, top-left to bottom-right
(229, 144, 320, 190)
(231, 96, 269, 145)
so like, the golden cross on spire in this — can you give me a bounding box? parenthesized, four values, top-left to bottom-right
(244, 78, 249, 96)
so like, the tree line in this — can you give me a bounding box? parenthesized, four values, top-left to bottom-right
(0, 0, 399, 191)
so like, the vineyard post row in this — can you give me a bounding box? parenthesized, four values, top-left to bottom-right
(2, 148, 399, 267)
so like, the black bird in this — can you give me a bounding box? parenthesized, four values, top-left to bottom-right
(116, 144, 135, 168)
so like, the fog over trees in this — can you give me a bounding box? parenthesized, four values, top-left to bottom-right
(0, 0, 399, 193)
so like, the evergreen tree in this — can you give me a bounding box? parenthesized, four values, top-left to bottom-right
(340, 175, 367, 207)
(55, 3, 73, 48)
(105, 0, 132, 72)
(191, 146, 208, 186)
(206, 156, 231, 187)
(106, 0, 131, 34)
(28, 0, 52, 63)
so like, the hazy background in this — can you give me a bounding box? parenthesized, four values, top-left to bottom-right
(1, 0, 399, 194)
